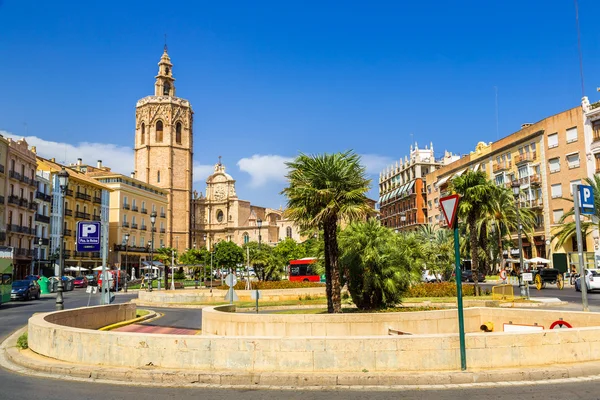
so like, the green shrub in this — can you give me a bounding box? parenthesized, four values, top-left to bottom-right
(16, 332, 28, 349)
(405, 282, 489, 298)
(173, 267, 186, 280)
(217, 281, 325, 290)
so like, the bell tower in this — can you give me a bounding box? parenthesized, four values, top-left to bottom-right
(133, 47, 194, 252)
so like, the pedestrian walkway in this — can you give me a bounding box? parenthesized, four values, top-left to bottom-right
(113, 324, 199, 335)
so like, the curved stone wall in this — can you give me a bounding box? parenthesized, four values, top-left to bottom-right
(27, 304, 600, 373)
(137, 287, 326, 304)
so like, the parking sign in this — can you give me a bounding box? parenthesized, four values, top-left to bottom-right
(76, 221, 101, 252)
(578, 185, 595, 215)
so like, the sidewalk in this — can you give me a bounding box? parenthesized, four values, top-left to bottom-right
(3, 326, 600, 389)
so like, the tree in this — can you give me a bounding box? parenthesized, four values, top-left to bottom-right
(282, 151, 372, 313)
(273, 238, 306, 266)
(213, 241, 244, 273)
(554, 175, 600, 254)
(449, 170, 496, 295)
(154, 247, 177, 289)
(339, 219, 421, 309)
(243, 242, 281, 281)
(418, 224, 454, 280)
(179, 248, 210, 279)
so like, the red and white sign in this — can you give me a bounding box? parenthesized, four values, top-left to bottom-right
(550, 320, 572, 329)
(440, 194, 460, 229)
(500, 270, 507, 280)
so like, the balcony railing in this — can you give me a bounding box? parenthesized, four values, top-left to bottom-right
(122, 222, 130, 228)
(7, 195, 19, 205)
(73, 251, 87, 258)
(65, 189, 73, 197)
(35, 237, 50, 246)
(75, 211, 91, 219)
(90, 252, 100, 258)
(515, 153, 536, 165)
(35, 214, 50, 223)
(19, 198, 28, 208)
(140, 225, 147, 231)
(131, 206, 139, 212)
(529, 174, 541, 186)
(92, 214, 101, 221)
(160, 228, 166, 233)
(93, 196, 102, 204)
(131, 223, 138, 229)
(64, 229, 72, 237)
(8, 170, 21, 180)
(64, 209, 73, 216)
(141, 208, 148, 214)
(123, 204, 130, 210)
(160, 213, 166, 218)
(29, 202, 38, 211)
(75, 192, 91, 201)
(36, 191, 52, 202)
(114, 244, 149, 253)
(20, 175, 30, 184)
(493, 161, 511, 173)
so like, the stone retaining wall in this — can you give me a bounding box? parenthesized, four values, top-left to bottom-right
(137, 287, 326, 304)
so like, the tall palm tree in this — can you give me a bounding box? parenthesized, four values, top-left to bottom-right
(449, 170, 496, 295)
(554, 175, 600, 251)
(282, 151, 372, 313)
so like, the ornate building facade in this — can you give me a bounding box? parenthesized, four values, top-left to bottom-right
(133, 47, 193, 253)
(192, 161, 303, 249)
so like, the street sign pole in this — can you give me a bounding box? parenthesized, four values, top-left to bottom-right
(440, 194, 466, 371)
(574, 184, 591, 312)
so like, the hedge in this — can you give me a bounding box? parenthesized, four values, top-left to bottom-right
(216, 281, 325, 290)
(405, 282, 489, 298)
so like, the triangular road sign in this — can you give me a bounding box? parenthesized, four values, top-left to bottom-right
(440, 194, 460, 229)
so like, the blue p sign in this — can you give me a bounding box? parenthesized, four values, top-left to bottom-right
(579, 185, 595, 215)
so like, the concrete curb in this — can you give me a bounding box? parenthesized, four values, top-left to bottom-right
(98, 309, 158, 331)
(3, 326, 600, 390)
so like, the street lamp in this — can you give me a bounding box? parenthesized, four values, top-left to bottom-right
(203, 234, 207, 289)
(511, 180, 529, 299)
(56, 167, 69, 311)
(123, 233, 129, 293)
(36, 236, 43, 276)
(257, 218, 262, 245)
(150, 211, 157, 291)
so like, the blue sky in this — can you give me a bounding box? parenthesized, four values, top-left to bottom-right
(1, 0, 600, 208)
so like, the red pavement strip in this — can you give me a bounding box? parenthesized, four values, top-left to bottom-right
(113, 324, 199, 335)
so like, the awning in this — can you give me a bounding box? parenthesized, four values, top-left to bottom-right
(454, 168, 467, 178)
(142, 261, 165, 268)
(472, 163, 480, 172)
(437, 175, 451, 186)
(405, 181, 415, 194)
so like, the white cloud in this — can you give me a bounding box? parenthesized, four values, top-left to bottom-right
(237, 154, 293, 187)
(193, 162, 214, 184)
(359, 153, 395, 175)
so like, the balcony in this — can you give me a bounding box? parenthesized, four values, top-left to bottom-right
(93, 196, 102, 204)
(90, 252, 100, 258)
(0, 232, 6, 242)
(141, 208, 148, 214)
(28, 202, 38, 211)
(64, 209, 73, 217)
(75, 192, 91, 201)
(0, 164, 4, 174)
(515, 153, 536, 165)
(65, 189, 73, 197)
(63, 250, 72, 258)
(160, 228, 166, 233)
(75, 211, 91, 219)
(7, 195, 19, 205)
(92, 214, 101, 221)
(20, 175, 30, 185)
(73, 251, 87, 258)
(0, 196, 4, 205)
(123, 203, 130, 210)
(36, 191, 52, 202)
(122, 222, 130, 228)
(8, 170, 21, 181)
(140, 225, 147, 231)
(529, 174, 541, 186)
(16, 248, 30, 257)
(131, 223, 138, 229)
(35, 237, 50, 246)
(19, 198, 28, 208)
(64, 229, 72, 237)
(114, 244, 149, 253)
(35, 214, 50, 223)
(493, 161, 511, 173)
(131, 206, 139, 212)
(160, 213, 166, 218)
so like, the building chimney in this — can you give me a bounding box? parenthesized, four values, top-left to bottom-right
(521, 123, 533, 129)
(130, 172, 136, 179)
(97, 160, 102, 168)
(77, 158, 82, 166)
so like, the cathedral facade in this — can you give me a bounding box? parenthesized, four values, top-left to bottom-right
(133, 48, 193, 252)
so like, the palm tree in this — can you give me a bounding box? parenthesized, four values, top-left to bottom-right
(282, 151, 372, 313)
(554, 176, 600, 252)
(418, 224, 454, 280)
(449, 170, 496, 295)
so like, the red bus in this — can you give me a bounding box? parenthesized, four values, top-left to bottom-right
(289, 258, 320, 282)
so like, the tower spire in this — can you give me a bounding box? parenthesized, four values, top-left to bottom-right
(155, 46, 175, 97)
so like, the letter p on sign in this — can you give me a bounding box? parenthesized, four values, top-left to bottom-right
(82, 224, 97, 237)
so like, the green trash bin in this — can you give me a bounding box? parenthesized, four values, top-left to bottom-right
(38, 276, 50, 294)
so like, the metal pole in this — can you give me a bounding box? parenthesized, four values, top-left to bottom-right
(101, 213, 109, 305)
(516, 200, 528, 299)
(454, 226, 467, 370)
(150, 225, 154, 292)
(56, 205, 65, 310)
(210, 250, 213, 293)
(170, 248, 175, 291)
(124, 242, 128, 293)
(574, 184, 589, 312)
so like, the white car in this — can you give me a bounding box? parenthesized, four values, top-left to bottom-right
(422, 270, 442, 283)
(575, 269, 600, 292)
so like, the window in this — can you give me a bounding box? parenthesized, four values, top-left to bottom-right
(176, 122, 182, 144)
(132, 199, 136, 208)
(163, 83, 170, 96)
(495, 174, 504, 185)
(594, 121, 600, 142)
(123, 196, 128, 206)
(123, 215, 128, 223)
(216, 209, 224, 222)
(553, 209, 564, 224)
(160, 206, 164, 215)
(132, 216, 136, 225)
(518, 166, 528, 179)
(157, 170, 160, 183)
(570, 180, 582, 195)
(549, 158, 560, 173)
(286, 226, 293, 238)
(155, 120, 163, 142)
(551, 184, 562, 198)
(243, 232, 249, 244)
(142, 201, 146, 211)
(427, 185, 431, 194)
(547, 133, 558, 148)
(566, 127, 578, 143)
(141, 123, 145, 144)
(566, 153, 580, 169)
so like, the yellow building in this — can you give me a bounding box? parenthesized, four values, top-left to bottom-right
(80, 164, 168, 279)
(37, 157, 111, 272)
(0, 135, 8, 246)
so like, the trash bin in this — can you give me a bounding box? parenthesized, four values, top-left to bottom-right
(38, 276, 50, 294)
(48, 277, 58, 293)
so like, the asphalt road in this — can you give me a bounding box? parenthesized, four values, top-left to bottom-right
(3, 289, 600, 399)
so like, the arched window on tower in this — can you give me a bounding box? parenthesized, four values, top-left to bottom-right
(286, 226, 293, 238)
(176, 122, 182, 144)
(163, 83, 170, 96)
(243, 232, 249, 244)
(141, 123, 145, 145)
(156, 121, 163, 142)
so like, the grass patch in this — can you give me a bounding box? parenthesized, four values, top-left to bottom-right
(16, 332, 28, 349)
(136, 309, 150, 317)
(272, 306, 440, 314)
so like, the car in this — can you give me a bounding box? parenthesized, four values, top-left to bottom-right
(85, 274, 97, 286)
(422, 270, 442, 283)
(11, 280, 41, 301)
(73, 276, 88, 288)
(460, 269, 486, 283)
(575, 269, 600, 292)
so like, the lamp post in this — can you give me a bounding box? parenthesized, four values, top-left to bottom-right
(56, 168, 69, 311)
(203, 234, 207, 289)
(150, 211, 157, 292)
(123, 233, 129, 293)
(257, 218, 262, 245)
(36, 236, 43, 276)
(511, 181, 529, 299)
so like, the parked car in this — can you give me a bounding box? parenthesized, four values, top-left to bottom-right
(11, 280, 41, 301)
(73, 276, 88, 288)
(85, 274, 97, 286)
(422, 270, 442, 283)
(575, 269, 600, 292)
(459, 269, 486, 283)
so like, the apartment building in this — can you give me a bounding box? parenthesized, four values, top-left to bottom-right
(6, 138, 38, 278)
(82, 165, 168, 279)
(425, 106, 589, 268)
(34, 169, 52, 275)
(378, 143, 458, 231)
(37, 157, 111, 273)
(0, 136, 8, 247)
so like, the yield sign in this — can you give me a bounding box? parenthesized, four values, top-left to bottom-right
(440, 194, 460, 229)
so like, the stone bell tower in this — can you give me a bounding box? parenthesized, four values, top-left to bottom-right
(133, 46, 194, 252)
